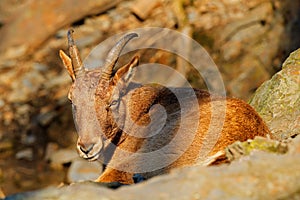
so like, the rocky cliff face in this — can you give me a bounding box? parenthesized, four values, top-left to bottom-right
(0, 0, 299, 196)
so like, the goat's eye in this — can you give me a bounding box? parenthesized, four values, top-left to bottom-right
(110, 100, 118, 106)
(106, 99, 119, 111)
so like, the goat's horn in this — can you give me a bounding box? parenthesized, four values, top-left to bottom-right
(68, 29, 84, 78)
(101, 33, 138, 80)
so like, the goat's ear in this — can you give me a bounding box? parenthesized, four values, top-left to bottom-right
(59, 50, 75, 81)
(112, 55, 139, 87)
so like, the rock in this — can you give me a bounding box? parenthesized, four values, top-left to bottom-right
(0, 0, 125, 59)
(212, 1, 283, 99)
(44, 143, 59, 161)
(229, 55, 270, 99)
(37, 111, 57, 126)
(0, 141, 13, 151)
(199, 136, 289, 165)
(7, 69, 45, 103)
(49, 149, 78, 170)
(130, 0, 161, 20)
(15, 149, 33, 161)
(249, 48, 300, 139)
(225, 136, 288, 162)
(0, 99, 4, 108)
(4, 136, 300, 200)
(67, 159, 103, 182)
(289, 135, 300, 155)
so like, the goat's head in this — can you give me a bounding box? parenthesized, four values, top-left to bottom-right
(59, 30, 139, 161)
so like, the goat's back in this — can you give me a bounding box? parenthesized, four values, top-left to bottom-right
(170, 88, 270, 168)
(125, 86, 270, 177)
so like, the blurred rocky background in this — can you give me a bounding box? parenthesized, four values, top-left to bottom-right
(0, 0, 299, 197)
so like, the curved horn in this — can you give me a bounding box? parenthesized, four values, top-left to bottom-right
(68, 29, 85, 78)
(101, 33, 138, 80)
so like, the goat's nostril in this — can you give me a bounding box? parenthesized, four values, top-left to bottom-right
(79, 143, 95, 155)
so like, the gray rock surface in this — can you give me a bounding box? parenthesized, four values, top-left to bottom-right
(67, 159, 103, 183)
(4, 136, 300, 200)
(250, 48, 300, 139)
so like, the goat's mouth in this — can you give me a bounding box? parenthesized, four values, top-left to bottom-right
(86, 152, 100, 161)
(77, 137, 104, 161)
(82, 150, 102, 162)
(77, 145, 103, 162)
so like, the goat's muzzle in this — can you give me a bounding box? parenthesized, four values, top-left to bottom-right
(77, 137, 103, 161)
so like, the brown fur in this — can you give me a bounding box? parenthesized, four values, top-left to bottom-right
(59, 32, 271, 184)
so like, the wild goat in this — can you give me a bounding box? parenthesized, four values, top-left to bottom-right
(59, 30, 270, 184)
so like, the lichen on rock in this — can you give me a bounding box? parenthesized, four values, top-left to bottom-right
(225, 136, 289, 162)
(249, 48, 300, 140)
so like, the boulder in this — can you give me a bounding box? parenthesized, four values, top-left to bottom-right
(249, 48, 300, 139)
(4, 136, 300, 200)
